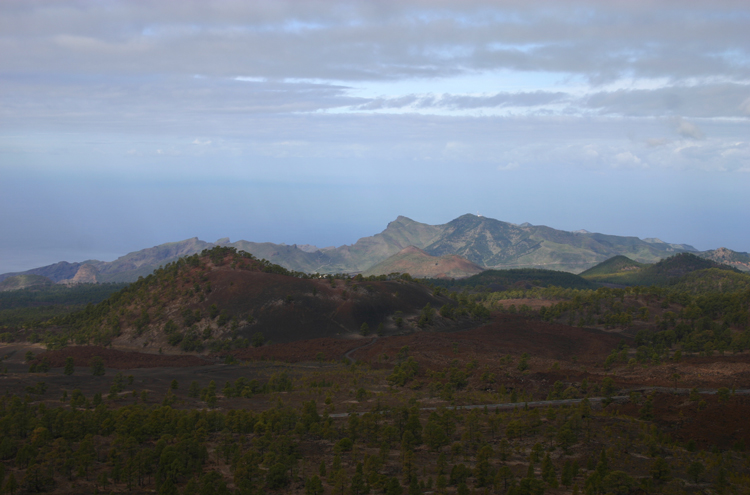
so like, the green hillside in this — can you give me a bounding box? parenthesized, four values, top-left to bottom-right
(581, 253, 739, 286)
(0, 274, 54, 291)
(0, 283, 128, 329)
(667, 267, 750, 293)
(579, 255, 647, 278)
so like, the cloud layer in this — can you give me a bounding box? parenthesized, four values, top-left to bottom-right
(1, 0, 749, 271)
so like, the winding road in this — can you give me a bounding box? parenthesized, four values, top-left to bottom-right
(344, 336, 379, 363)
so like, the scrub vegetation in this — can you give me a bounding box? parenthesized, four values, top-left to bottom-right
(1, 248, 749, 494)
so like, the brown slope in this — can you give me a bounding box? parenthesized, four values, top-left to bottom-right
(351, 313, 624, 366)
(362, 245, 484, 279)
(87, 248, 459, 351)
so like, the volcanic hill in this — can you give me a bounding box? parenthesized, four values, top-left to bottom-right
(52, 247, 460, 352)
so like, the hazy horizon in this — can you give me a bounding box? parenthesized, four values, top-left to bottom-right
(2, 1, 749, 274)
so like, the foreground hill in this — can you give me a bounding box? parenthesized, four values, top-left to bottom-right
(361, 246, 484, 279)
(50, 247, 459, 351)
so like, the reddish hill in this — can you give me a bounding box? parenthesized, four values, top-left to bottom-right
(362, 245, 484, 279)
(57, 247, 457, 352)
(195, 268, 451, 343)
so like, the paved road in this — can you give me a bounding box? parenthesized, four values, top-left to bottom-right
(327, 388, 750, 418)
(328, 396, 629, 418)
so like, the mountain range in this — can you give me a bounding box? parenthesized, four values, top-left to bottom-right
(2, 214, 749, 285)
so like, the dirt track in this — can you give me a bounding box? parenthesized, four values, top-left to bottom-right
(28, 345, 212, 368)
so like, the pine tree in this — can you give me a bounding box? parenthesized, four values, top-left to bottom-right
(561, 460, 574, 486)
(188, 380, 200, 398)
(542, 453, 558, 487)
(350, 463, 369, 495)
(4, 471, 18, 495)
(306, 475, 325, 495)
(64, 356, 75, 376)
(90, 356, 105, 376)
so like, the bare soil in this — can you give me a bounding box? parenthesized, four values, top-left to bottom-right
(29, 345, 212, 368)
(352, 313, 624, 366)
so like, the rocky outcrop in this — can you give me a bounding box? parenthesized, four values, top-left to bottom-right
(60, 264, 100, 285)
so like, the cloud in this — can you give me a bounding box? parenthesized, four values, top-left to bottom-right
(584, 83, 750, 119)
(438, 91, 569, 109)
(498, 161, 520, 171)
(356, 94, 421, 110)
(2, 1, 749, 83)
(355, 91, 569, 111)
(613, 151, 644, 168)
(671, 117, 704, 140)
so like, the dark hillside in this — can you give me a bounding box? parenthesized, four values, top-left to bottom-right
(50, 247, 457, 352)
(649, 252, 736, 278)
(581, 253, 738, 286)
(667, 267, 750, 293)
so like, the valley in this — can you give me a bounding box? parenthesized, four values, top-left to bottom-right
(0, 246, 749, 494)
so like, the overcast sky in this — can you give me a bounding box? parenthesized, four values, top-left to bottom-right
(1, 0, 749, 273)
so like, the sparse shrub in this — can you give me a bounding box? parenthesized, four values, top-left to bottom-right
(251, 332, 265, 347)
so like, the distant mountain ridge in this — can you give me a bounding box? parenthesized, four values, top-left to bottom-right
(0, 238, 214, 284)
(2, 214, 747, 284)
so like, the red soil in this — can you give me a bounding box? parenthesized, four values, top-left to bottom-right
(352, 313, 625, 366)
(232, 337, 363, 363)
(33, 346, 212, 369)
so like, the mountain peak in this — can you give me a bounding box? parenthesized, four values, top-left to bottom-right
(391, 215, 417, 226)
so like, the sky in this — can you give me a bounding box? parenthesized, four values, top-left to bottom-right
(1, 0, 749, 273)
